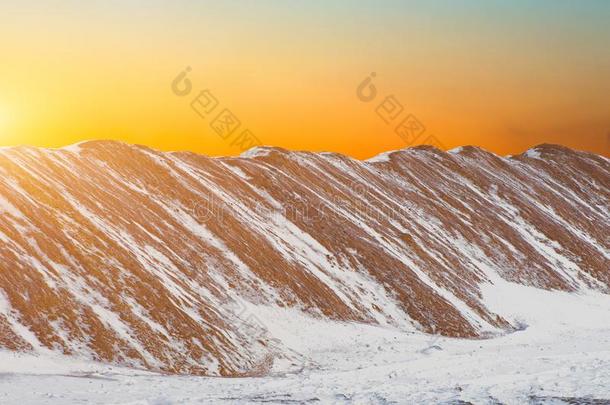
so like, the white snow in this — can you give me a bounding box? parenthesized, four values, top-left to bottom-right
(240, 147, 273, 159)
(0, 195, 25, 220)
(448, 146, 465, 154)
(60, 142, 88, 154)
(365, 151, 394, 163)
(1, 281, 609, 404)
(524, 148, 542, 159)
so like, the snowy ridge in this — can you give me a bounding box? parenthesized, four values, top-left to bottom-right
(0, 141, 608, 376)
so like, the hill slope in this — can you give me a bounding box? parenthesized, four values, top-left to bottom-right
(0, 141, 608, 375)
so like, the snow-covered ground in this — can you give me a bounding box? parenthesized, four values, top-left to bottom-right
(1, 280, 609, 404)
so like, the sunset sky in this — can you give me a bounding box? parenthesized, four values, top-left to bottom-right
(1, 0, 609, 158)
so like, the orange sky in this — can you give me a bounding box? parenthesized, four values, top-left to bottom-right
(1, 1, 609, 158)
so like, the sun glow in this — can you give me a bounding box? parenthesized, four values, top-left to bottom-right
(0, 105, 7, 136)
(0, 103, 15, 145)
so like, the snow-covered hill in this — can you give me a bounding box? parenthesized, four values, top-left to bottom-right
(0, 141, 608, 376)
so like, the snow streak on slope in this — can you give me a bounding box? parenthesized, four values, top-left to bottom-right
(0, 141, 608, 376)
